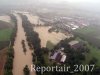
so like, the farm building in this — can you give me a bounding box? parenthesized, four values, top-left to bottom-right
(50, 49, 66, 63)
(68, 40, 84, 50)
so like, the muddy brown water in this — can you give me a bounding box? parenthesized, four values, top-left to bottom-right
(12, 13, 35, 75)
(24, 13, 68, 47)
(23, 13, 44, 25)
(34, 26, 67, 47)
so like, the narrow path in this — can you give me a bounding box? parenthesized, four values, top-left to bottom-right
(12, 13, 35, 75)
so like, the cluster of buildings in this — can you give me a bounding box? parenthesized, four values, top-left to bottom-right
(68, 40, 84, 50)
(52, 16, 89, 31)
(49, 40, 84, 64)
(50, 48, 67, 63)
(40, 15, 89, 32)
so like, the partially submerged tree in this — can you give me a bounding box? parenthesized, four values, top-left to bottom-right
(23, 65, 30, 75)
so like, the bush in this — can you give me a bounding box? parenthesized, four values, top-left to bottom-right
(23, 65, 30, 75)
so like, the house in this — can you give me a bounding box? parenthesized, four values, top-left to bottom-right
(60, 55, 66, 63)
(69, 40, 84, 50)
(50, 49, 66, 63)
(50, 52, 58, 60)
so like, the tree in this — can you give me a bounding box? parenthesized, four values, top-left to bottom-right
(23, 65, 30, 75)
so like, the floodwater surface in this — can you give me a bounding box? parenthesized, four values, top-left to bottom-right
(34, 27, 67, 47)
(13, 13, 35, 75)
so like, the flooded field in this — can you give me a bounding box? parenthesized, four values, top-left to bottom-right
(34, 26, 67, 47)
(12, 13, 35, 75)
(23, 13, 44, 25)
(23, 13, 68, 47)
(0, 16, 11, 23)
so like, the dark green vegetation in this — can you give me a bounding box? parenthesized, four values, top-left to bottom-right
(0, 28, 13, 41)
(52, 37, 100, 75)
(46, 41, 54, 50)
(4, 47, 14, 75)
(74, 25, 100, 66)
(22, 40, 27, 54)
(0, 28, 13, 50)
(20, 14, 41, 50)
(73, 25, 100, 75)
(84, 44, 100, 66)
(0, 20, 13, 50)
(0, 14, 17, 50)
(74, 25, 100, 48)
(20, 14, 50, 75)
(9, 14, 17, 46)
(4, 14, 17, 75)
(23, 65, 30, 75)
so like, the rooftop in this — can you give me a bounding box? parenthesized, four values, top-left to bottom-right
(69, 40, 79, 46)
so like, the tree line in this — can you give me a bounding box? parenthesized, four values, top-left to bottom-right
(4, 14, 17, 75)
(20, 14, 46, 75)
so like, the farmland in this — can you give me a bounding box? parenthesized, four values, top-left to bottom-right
(0, 20, 12, 30)
(0, 28, 12, 41)
(0, 16, 13, 75)
(0, 16, 13, 41)
(74, 25, 100, 48)
(85, 44, 100, 66)
(0, 15, 11, 23)
(34, 26, 67, 47)
(0, 20, 13, 50)
(74, 25, 100, 66)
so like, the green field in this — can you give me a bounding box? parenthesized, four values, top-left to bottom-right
(0, 28, 13, 41)
(74, 26, 100, 66)
(74, 25, 100, 48)
(84, 44, 100, 66)
(76, 37, 100, 66)
(74, 26, 96, 34)
(74, 25, 100, 38)
(46, 41, 55, 50)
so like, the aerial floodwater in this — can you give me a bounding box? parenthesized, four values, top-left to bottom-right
(24, 13, 68, 47)
(12, 13, 35, 75)
(23, 13, 44, 25)
(0, 0, 100, 75)
(34, 27, 67, 47)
